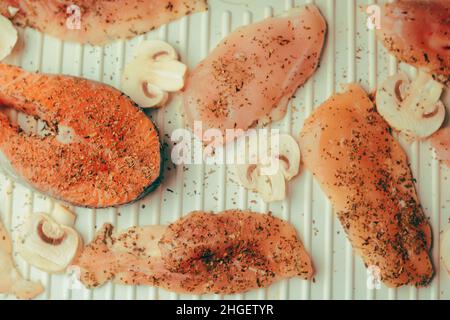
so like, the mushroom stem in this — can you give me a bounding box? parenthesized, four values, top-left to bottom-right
(376, 72, 446, 138)
(17, 212, 82, 273)
(37, 220, 66, 245)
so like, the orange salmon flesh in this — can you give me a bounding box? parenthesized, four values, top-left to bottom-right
(0, 63, 162, 208)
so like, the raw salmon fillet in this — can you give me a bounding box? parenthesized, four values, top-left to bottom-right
(0, 63, 162, 208)
(74, 210, 314, 294)
(299, 84, 433, 287)
(0, 0, 208, 45)
(183, 5, 326, 144)
(377, 0, 450, 86)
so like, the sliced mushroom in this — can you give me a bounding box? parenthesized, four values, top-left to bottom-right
(121, 40, 187, 108)
(51, 203, 77, 227)
(275, 133, 301, 180)
(256, 161, 286, 203)
(0, 14, 18, 61)
(233, 133, 300, 203)
(122, 59, 169, 107)
(137, 39, 178, 61)
(0, 216, 43, 299)
(376, 72, 446, 138)
(442, 228, 450, 274)
(235, 163, 259, 189)
(17, 207, 82, 273)
(146, 59, 187, 92)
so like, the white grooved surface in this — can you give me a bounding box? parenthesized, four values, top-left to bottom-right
(0, 0, 449, 300)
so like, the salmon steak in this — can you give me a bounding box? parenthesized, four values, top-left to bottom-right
(377, 0, 450, 86)
(0, 63, 162, 208)
(0, 0, 208, 45)
(183, 5, 326, 144)
(299, 84, 433, 287)
(74, 210, 314, 294)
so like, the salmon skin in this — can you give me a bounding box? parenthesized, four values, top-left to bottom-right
(299, 84, 433, 287)
(0, 0, 208, 45)
(377, 0, 450, 86)
(183, 5, 326, 144)
(0, 63, 162, 208)
(74, 210, 314, 294)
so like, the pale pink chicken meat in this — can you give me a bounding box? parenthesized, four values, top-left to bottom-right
(377, 0, 450, 86)
(74, 210, 314, 294)
(183, 5, 326, 144)
(0, 0, 208, 45)
(299, 84, 433, 287)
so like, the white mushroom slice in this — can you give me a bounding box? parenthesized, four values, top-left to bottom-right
(376, 72, 446, 138)
(233, 133, 300, 203)
(0, 14, 18, 61)
(235, 163, 259, 189)
(17, 213, 82, 273)
(275, 134, 301, 180)
(52, 203, 76, 227)
(122, 59, 169, 108)
(0, 217, 43, 299)
(146, 83, 169, 106)
(442, 228, 450, 274)
(147, 60, 187, 92)
(137, 40, 178, 61)
(256, 163, 286, 203)
(121, 40, 187, 108)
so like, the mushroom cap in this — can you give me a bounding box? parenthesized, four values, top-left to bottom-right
(376, 72, 446, 139)
(17, 213, 82, 273)
(233, 133, 300, 203)
(121, 40, 187, 108)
